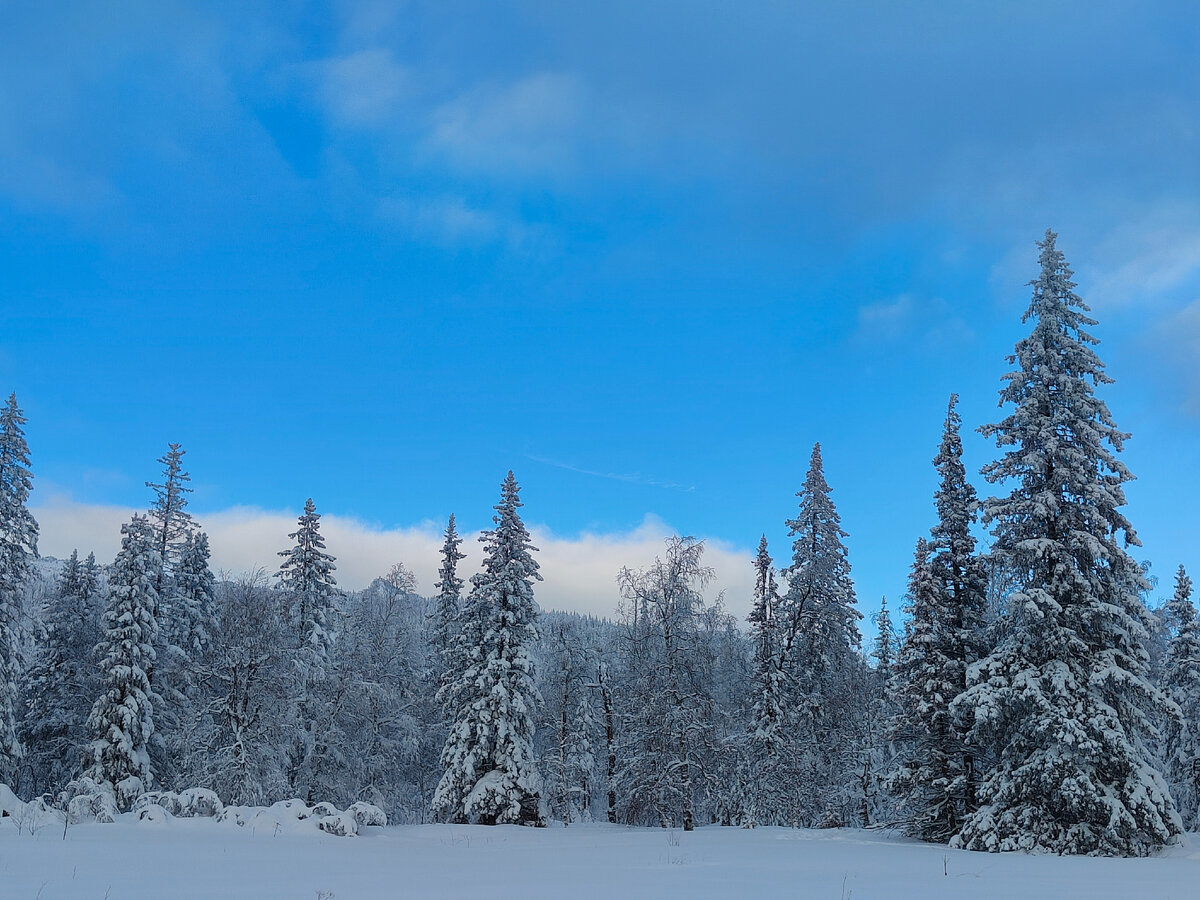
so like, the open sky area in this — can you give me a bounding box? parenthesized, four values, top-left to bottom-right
(4, 1, 1200, 626)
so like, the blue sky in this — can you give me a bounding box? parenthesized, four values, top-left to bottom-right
(4, 1, 1200, 622)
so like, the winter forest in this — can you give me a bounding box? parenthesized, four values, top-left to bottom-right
(4, 232, 1200, 860)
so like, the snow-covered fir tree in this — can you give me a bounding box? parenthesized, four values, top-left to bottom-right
(871, 597, 896, 682)
(0, 392, 38, 781)
(889, 538, 966, 841)
(748, 535, 784, 755)
(145, 443, 194, 596)
(174, 532, 216, 663)
(888, 396, 990, 842)
(953, 230, 1179, 856)
(725, 535, 788, 827)
(433, 472, 544, 826)
(276, 499, 343, 801)
(779, 442, 863, 825)
(927, 393, 988, 814)
(20, 550, 102, 794)
(277, 498, 339, 662)
(88, 515, 160, 810)
(432, 513, 466, 699)
(161, 531, 217, 783)
(1162, 565, 1200, 830)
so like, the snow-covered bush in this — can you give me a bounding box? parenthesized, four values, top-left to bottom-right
(61, 777, 119, 824)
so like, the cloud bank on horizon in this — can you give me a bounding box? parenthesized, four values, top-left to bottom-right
(31, 500, 757, 624)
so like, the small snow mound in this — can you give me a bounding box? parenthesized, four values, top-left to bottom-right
(136, 803, 171, 825)
(347, 801, 387, 828)
(179, 788, 224, 817)
(0, 783, 22, 817)
(318, 812, 359, 836)
(213, 797, 385, 837)
(135, 789, 224, 818)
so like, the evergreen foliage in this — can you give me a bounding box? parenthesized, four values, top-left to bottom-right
(433, 472, 544, 826)
(432, 513, 466, 704)
(953, 231, 1179, 856)
(20, 550, 102, 793)
(145, 443, 194, 595)
(1162, 565, 1200, 830)
(779, 443, 863, 825)
(889, 539, 965, 841)
(277, 498, 339, 662)
(88, 515, 160, 810)
(0, 392, 38, 781)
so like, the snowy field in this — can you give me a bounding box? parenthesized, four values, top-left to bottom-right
(2, 818, 1198, 900)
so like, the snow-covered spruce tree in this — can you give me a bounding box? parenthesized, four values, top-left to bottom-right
(856, 596, 898, 826)
(433, 472, 544, 826)
(163, 531, 217, 785)
(277, 498, 339, 662)
(928, 393, 988, 815)
(432, 513, 466, 697)
(729, 535, 788, 826)
(779, 442, 863, 825)
(20, 550, 102, 794)
(748, 536, 785, 755)
(1162, 565, 1200, 830)
(888, 396, 990, 842)
(889, 538, 966, 841)
(88, 515, 160, 810)
(174, 532, 216, 664)
(871, 597, 896, 684)
(277, 498, 343, 801)
(0, 392, 38, 782)
(145, 443, 194, 598)
(952, 230, 1179, 856)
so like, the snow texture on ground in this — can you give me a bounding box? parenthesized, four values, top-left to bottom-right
(1, 817, 1197, 899)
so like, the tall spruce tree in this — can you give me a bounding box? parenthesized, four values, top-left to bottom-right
(748, 535, 785, 755)
(1162, 565, 1200, 830)
(433, 472, 543, 826)
(432, 513, 466, 675)
(928, 393, 988, 816)
(88, 515, 160, 809)
(277, 498, 339, 661)
(277, 499, 341, 801)
(0, 392, 38, 781)
(21, 550, 102, 793)
(145, 443, 194, 596)
(889, 538, 965, 841)
(953, 230, 1179, 856)
(779, 442, 862, 824)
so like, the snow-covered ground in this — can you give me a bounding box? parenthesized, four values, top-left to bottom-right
(2, 816, 1198, 900)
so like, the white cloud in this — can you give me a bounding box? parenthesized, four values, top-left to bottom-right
(425, 73, 582, 176)
(855, 294, 974, 347)
(1081, 212, 1200, 311)
(1152, 297, 1200, 416)
(30, 501, 756, 624)
(318, 48, 409, 127)
(376, 194, 500, 245)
